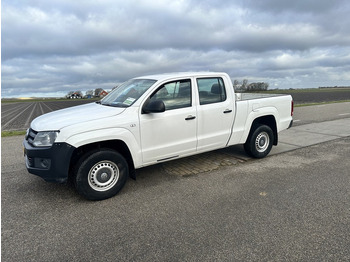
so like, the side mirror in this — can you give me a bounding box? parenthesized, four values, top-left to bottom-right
(143, 100, 165, 113)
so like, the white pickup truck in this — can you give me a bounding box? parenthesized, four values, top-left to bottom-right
(24, 72, 293, 200)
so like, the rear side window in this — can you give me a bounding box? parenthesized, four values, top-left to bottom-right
(197, 77, 226, 105)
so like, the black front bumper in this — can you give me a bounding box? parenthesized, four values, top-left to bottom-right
(23, 139, 76, 183)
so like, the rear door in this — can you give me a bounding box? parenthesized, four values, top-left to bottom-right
(196, 77, 235, 152)
(139, 78, 197, 164)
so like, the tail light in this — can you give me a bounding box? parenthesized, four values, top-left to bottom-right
(291, 100, 294, 116)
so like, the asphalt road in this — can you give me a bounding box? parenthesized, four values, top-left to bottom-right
(293, 102, 350, 126)
(2, 105, 350, 261)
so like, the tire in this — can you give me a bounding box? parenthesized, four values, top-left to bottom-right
(74, 149, 129, 200)
(244, 124, 274, 158)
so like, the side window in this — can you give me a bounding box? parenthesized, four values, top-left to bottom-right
(197, 77, 226, 105)
(150, 79, 192, 110)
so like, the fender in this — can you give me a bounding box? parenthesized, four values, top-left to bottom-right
(239, 106, 279, 144)
(64, 127, 143, 168)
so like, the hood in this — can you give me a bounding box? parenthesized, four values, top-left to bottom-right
(31, 102, 126, 131)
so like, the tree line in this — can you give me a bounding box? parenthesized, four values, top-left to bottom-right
(233, 79, 269, 92)
(65, 88, 106, 99)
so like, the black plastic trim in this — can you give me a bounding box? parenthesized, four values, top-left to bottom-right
(23, 140, 76, 183)
(288, 120, 293, 129)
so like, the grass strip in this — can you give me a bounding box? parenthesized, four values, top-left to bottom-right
(1, 130, 27, 137)
(294, 100, 350, 107)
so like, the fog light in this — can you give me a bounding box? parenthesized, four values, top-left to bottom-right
(40, 159, 50, 169)
(34, 158, 51, 169)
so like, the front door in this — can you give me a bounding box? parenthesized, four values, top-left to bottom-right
(140, 79, 197, 164)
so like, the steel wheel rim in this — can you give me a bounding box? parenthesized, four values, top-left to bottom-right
(88, 161, 119, 191)
(255, 132, 269, 152)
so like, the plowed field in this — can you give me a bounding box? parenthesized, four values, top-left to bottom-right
(2, 88, 350, 131)
(1, 100, 93, 131)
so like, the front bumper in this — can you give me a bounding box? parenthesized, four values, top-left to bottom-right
(23, 139, 76, 183)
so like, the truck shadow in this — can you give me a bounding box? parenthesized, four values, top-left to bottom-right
(23, 145, 250, 202)
(122, 145, 250, 192)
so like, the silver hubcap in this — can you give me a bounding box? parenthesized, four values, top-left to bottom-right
(255, 132, 269, 152)
(88, 161, 119, 191)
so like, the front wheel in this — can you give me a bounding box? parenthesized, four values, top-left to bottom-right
(74, 149, 129, 200)
(244, 125, 274, 158)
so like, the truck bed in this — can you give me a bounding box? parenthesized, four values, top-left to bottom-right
(235, 93, 285, 101)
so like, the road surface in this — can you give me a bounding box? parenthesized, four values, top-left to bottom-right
(1, 104, 350, 261)
(293, 102, 350, 126)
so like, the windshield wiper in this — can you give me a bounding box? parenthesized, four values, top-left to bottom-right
(109, 103, 129, 108)
(98, 102, 128, 108)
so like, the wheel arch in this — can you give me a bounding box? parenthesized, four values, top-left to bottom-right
(69, 139, 136, 180)
(249, 115, 278, 145)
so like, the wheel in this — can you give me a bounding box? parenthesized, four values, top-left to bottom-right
(74, 149, 129, 200)
(244, 124, 274, 158)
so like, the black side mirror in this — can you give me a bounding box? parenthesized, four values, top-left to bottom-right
(143, 100, 165, 113)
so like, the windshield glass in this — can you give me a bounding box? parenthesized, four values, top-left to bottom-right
(100, 79, 157, 107)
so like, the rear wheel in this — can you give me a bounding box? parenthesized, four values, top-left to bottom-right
(244, 125, 274, 158)
(74, 149, 128, 200)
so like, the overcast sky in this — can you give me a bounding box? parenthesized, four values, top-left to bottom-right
(2, 0, 350, 97)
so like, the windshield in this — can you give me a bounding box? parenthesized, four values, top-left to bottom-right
(100, 79, 157, 107)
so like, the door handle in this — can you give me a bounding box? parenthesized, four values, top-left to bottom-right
(223, 109, 232, 114)
(185, 115, 196, 120)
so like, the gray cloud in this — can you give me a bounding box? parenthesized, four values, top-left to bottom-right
(2, 0, 350, 97)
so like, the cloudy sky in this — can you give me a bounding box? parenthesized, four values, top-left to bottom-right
(2, 0, 350, 97)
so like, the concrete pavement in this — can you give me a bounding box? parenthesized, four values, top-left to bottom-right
(272, 117, 350, 154)
(161, 117, 350, 176)
(292, 102, 350, 126)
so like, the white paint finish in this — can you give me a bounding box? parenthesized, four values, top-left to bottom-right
(28, 72, 293, 168)
(139, 106, 197, 164)
(32, 102, 125, 132)
(196, 75, 235, 152)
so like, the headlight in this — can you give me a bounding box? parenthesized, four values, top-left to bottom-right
(33, 131, 58, 147)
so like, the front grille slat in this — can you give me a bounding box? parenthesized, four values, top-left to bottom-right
(27, 128, 38, 146)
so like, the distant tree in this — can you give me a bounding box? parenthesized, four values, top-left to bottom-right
(247, 82, 269, 91)
(233, 79, 269, 92)
(242, 79, 248, 90)
(86, 90, 93, 96)
(233, 79, 240, 91)
(261, 82, 269, 90)
(94, 88, 104, 97)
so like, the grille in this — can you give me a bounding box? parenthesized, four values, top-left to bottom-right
(27, 128, 38, 145)
(26, 156, 34, 167)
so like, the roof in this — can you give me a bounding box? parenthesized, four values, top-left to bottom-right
(134, 72, 227, 82)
